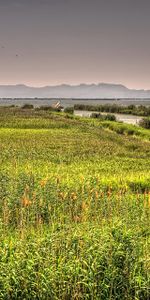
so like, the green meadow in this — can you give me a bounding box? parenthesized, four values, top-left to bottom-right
(0, 108, 150, 299)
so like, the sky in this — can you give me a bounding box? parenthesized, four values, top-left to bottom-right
(0, 0, 150, 89)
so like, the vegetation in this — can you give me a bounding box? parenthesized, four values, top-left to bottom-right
(139, 117, 150, 129)
(64, 106, 74, 114)
(22, 104, 34, 109)
(74, 103, 150, 117)
(90, 112, 116, 121)
(0, 107, 150, 299)
(36, 105, 62, 112)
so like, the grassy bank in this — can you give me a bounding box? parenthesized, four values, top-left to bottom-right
(0, 108, 150, 299)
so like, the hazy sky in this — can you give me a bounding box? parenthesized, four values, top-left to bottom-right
(0, 0, 150, 89)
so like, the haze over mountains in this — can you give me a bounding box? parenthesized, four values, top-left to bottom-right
(0, 83, 150, 99)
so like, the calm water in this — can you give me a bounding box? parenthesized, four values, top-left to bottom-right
(74, 110, 143, 125)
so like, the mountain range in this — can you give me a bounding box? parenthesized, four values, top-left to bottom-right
(0, 83, 150, 98)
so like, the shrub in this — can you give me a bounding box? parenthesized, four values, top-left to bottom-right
(104, 114, 116, 121)
(90, 113, 116, 121)
(115, 126, 125, 134)
(64, 107, 74, 114)
(90, 112, 103, 119)
(38, 106, 61, 112)
(139, 118, 150, 129)
(22, 104, 34, 109)
(126, 128, 135, 135)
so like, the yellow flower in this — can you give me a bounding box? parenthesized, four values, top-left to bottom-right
(71, 192, 77, 200)
(40, 178, 47, 187)
(58, 192, 65, 200)
(22, 196, 32, 207)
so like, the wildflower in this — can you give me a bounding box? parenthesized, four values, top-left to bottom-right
(71, 192, 77, 200)
(22, 196, 32, 207)
(40, 177, 48, 187)
(58, 192, 65, 200)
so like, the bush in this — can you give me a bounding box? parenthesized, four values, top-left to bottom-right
(90, 113, 103, 119)
(139, 118, 150, 129)
(90, 113, 116, 121)
(38, 106, 61, 112)
(125, 128, 135, 135)
(22, 104, 34, 109)
(64, 107, 74, 114)
(104, 114, 116, 121)
(115, 126, 125, 134)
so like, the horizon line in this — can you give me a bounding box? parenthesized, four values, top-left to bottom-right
(0, 82, 149, 91)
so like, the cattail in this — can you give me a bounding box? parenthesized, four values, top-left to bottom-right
(81, 201, 87, 211)
(107, 188, 111, 198)
(22, 196, 32, 207)
(95, 191, 99, 199)
(71, 192, 77, 201)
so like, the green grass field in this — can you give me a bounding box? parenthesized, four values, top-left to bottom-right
(0, 108, 150, 299)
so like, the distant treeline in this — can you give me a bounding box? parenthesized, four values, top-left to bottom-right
(74, 104, 150, 116)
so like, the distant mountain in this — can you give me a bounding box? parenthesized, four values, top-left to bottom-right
(0, 83, 150, 98)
